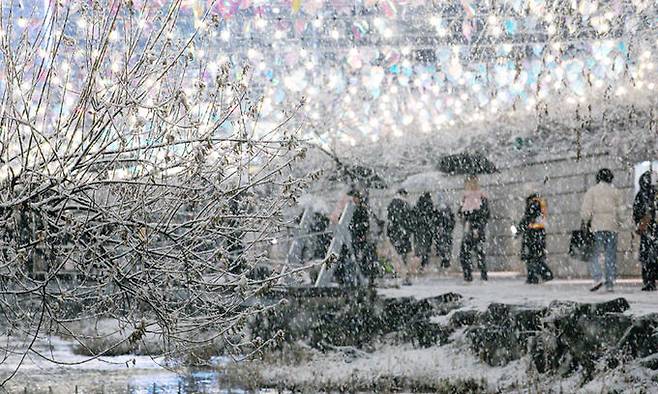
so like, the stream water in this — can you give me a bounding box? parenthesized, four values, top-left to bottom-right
(7, 366, 262, 393)
(0, 336, 262, 394)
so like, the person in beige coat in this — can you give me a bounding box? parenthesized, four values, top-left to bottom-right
(580, 168, 624, 291)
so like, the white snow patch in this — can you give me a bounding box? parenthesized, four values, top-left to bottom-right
(259, 341, 527, 391)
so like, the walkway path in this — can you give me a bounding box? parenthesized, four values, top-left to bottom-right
(379, 273, 657, 315)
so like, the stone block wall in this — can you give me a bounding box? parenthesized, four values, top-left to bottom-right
(369, 152, 643, 278)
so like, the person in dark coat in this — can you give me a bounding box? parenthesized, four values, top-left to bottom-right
(348, 189, 378, 285)
(309, 212, 331, 259)
(434, 197, 455, 268)
(413, 192, 435, 269)
(633, 171, 657, 291)
(517, 193, 554, 284)
(458, 176, 490, 281)
(387, 189, 413, 265)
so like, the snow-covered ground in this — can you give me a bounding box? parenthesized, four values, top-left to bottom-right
(257, 340, 527, 390)
(2, 274, 656, 393)
(255, 338, 657, 393)
(380, 273, 657, 316)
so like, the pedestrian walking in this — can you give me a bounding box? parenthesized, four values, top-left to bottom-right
(633, 171, 658, 291)
(458, 176, 490, 281)
(517, 193, 554, 283)
(581, 168, 623, 292)
(387, 189, 413, 284)
(348, 189, 378, 286)
(434, 194, 455, 268)
(413, 192, 435, 270)
(310, 212, 332, 260)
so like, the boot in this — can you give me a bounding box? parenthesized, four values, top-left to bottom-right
(463, 268, 473, 282)
(590, 280, 604, 292)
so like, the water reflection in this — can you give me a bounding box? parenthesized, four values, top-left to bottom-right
(127, 370, 248, 394)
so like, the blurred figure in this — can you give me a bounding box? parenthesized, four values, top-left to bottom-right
(633, 171, 657, 291)
(310, 212, 331, 260)
(434, 194, 455, 268)
(458, 176, 490, 282)
(581, 168, 623, 292)
(517, 193, 554, 284)
(348, 189, 378, 286)
(387, 189, 413, 283)
(296, 195, 332, 261)
(413, 192, 435, 270)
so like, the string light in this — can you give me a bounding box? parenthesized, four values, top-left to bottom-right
(256, 18, 267, 29)
(111, 60, 121, 73)
(615, 86, 627, 96)
(6, 0, 655, 147)
(247, 48, 259, 60)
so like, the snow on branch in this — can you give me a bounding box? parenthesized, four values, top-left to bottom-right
(0, 0, 309, 379)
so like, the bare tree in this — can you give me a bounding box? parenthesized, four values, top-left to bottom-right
(0, 0, 310, 382)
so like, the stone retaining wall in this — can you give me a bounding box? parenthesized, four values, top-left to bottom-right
(252, 289, 658, 387)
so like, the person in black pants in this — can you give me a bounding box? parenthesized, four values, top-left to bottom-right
(633, 171, 658, 291)
(517, 193, 554, 284)
(387, 189, 413, 265)
(458, 176, 490, 281)
(434, 199, 455, 268)
(348, 189, 378, 286)
(413, 192, 435, 270)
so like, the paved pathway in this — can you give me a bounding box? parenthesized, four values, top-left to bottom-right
(379, 273, 657, 315)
